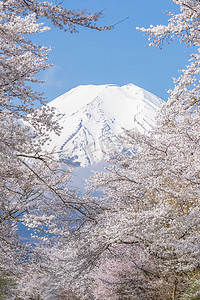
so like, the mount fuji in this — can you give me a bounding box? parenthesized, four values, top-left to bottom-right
(45, 84, 164, 168)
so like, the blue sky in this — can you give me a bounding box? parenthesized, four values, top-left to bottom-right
(35, 0, 190, 103)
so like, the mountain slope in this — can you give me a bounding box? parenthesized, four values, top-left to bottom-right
(46, 84, 164, 167)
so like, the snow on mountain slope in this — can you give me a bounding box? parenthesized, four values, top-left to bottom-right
(45, 84, 164, 167)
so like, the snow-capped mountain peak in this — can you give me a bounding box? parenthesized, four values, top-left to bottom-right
(46, 84, 164, 167)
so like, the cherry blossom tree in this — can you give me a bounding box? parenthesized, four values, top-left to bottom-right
(25, 110, 199, 298)
(0, 0, 110, 298)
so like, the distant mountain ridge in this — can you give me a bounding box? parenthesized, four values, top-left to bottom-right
(45, 84, 164, 167)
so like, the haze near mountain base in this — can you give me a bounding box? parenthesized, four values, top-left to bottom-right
(46, 84, 164, 167)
